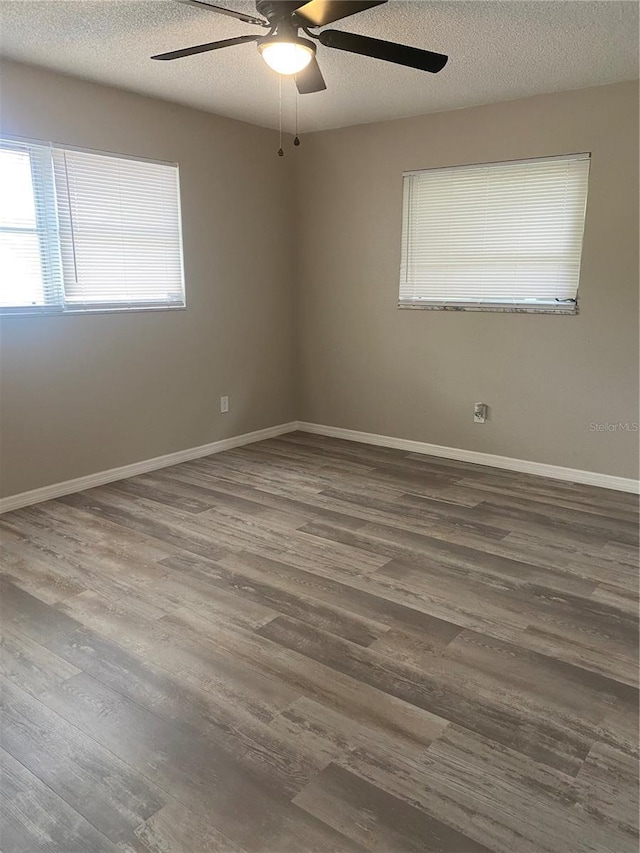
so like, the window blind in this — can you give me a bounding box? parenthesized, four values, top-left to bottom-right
(52, 148, 185, 310)
(399, 153, 590, 311)
(0, 141, 63, 309)
(0, 137, 185, 315)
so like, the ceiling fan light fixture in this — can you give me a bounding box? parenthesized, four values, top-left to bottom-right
(258, 36, 315, 75)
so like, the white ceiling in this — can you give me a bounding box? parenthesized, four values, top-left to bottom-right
(0, 0, 637, 132)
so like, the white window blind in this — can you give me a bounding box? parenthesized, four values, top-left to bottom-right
(0, 141, 63, 310)
(399, 153, 590, 312)
(53, 149, 184, 309)
(0, 137, 185, 315)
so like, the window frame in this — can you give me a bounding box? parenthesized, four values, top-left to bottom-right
(0, 136, 186, 318)
(397, 153, 591, 315)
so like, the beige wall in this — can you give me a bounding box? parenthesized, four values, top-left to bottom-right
(294, 81, 639, 479)
(1, 66, 637, 498)
(0, 60, 296, 498)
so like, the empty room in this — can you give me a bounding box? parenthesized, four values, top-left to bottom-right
(0, 0, 638, 851)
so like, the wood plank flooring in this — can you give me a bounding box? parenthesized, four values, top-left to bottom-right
(0, 431, 638, 853)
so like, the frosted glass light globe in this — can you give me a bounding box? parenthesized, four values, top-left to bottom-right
(259, 40, 314, 75)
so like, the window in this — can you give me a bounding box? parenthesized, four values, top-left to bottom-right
(399, 153, 590, 313)
(0, 138, 185, 315)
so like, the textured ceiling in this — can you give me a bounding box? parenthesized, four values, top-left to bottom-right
(0, 0, 637, 132)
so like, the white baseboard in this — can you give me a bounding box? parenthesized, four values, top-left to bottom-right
(2, 417, 637, 513)
(0, 421, 298, 514)
(296, 421, 640, 494)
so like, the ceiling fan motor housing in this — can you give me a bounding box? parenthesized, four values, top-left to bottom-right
(255, 0, 305, 26)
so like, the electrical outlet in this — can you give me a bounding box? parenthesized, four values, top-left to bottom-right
(220, 396, 229, 414)
(474, 402, 487, 423)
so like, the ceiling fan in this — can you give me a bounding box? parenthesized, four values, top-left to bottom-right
(151, 0, 448, 94)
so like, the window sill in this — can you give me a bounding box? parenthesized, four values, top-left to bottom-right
(0, 304, 187, 318)
(398, 302, 579, 315)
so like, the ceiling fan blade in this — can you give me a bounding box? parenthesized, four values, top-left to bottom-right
(293, 0, 386, 27)
(295, 56, 326, 93)
(318, 29, 448, 73)
(152, 34, 259, 60)
(176, 0, 269, 27)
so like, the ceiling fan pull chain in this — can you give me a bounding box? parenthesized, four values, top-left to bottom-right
(278, 76, 284, 157)
(294, 85, 300, 147)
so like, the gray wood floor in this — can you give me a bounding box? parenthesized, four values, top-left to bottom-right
(0, 431, 638, 853)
